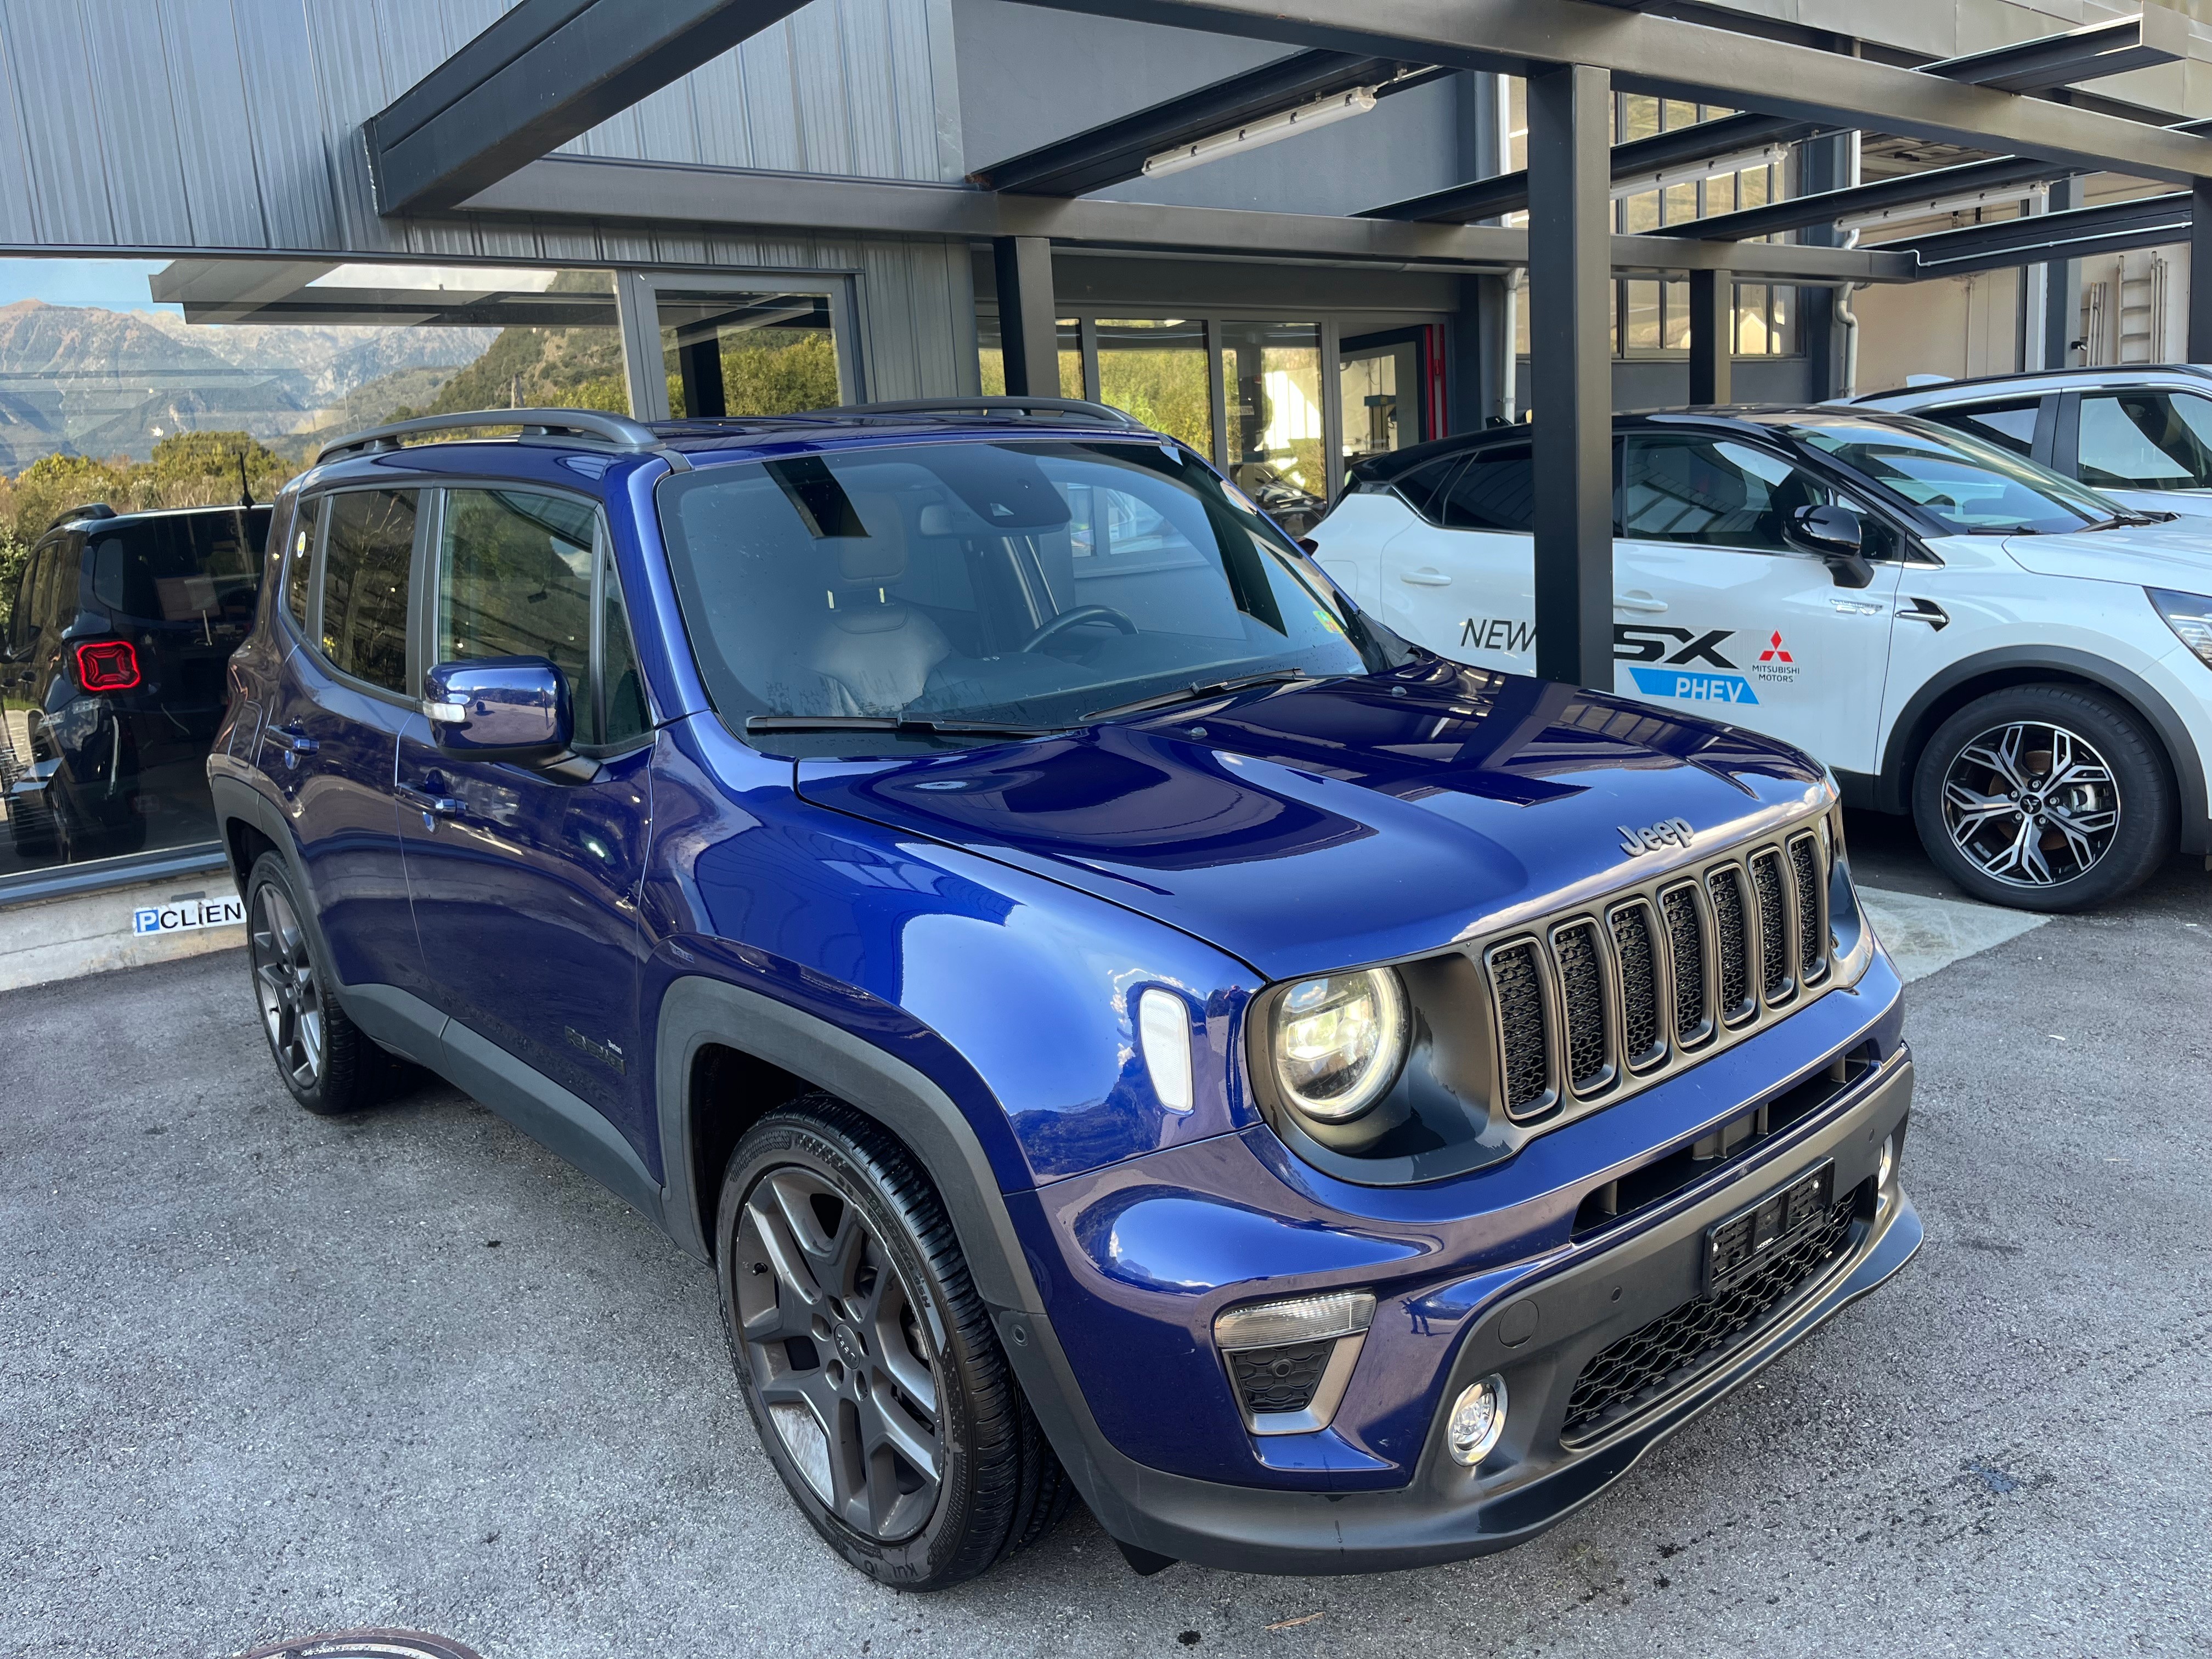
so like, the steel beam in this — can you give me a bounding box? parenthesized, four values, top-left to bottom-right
(993, 237, 1062, 396)
(1650, 154, 2068, 242)
(1023, 0, 2212, 188)
(1877, 187, 2192, 279)
(972, 51, 1442, 196)
(459, 156, 1920, 281)
(1525, 63, 1616, 692)
(1916, 9, 2188, 96)
(365, 0, 813, 215)
(1686, 268, 1730, 405)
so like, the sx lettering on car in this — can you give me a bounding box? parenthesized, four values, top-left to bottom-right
(211, 398, 1917, 1589)
(1316, 406, 2212, 913)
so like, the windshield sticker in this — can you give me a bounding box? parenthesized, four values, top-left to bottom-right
(1629, 666, 1761, 704)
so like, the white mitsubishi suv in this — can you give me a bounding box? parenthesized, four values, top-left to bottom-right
(1306, 408, 2212, 911)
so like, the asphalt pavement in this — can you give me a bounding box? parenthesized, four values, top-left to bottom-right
(3, 821, 2208, 1659)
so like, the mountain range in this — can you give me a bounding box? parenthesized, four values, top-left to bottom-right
(0, 300, 495, 472)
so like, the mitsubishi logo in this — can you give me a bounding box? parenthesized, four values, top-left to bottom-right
(1758, 630, 1793, 663)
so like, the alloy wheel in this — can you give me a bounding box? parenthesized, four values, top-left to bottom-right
(251, 883, 325, 1088)
(734, 1166, 944, 1542)
(1939, 719, 2119, 888)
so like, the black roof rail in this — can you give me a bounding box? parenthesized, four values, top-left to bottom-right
(314, 407, 670, 465)
(816, 396, 1150, 430)
(46, 501, 118, 532)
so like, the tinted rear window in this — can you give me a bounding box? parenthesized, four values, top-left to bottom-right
(88, 509, 270, 624)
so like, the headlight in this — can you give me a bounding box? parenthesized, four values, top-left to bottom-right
(2148, 587, 2212, 669)
(1271, 967, 1408, 1122)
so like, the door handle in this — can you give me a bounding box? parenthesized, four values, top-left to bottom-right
(1897, 598, 1950, 630)
(1398, 568, 1452, 586)
(1612, 591, 1668, 614)
(396, 782, 463, 817)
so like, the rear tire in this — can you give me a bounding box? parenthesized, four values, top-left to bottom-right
(1911, 684, 2174, 913)
(245, 851, 394, 1115)
(716, 1097, 1073, 1589)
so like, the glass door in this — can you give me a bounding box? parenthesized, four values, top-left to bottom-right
(1338, 328, 1431, 468)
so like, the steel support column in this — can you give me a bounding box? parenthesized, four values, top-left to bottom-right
(992, 236, 1060, 398)
(1687, 268, 1731, 405)
(676, 336, 726, 417)
(2191, 181, 2212, 363)
(2043, 177, 2083, 370)
(1526, 63, 1615, 691)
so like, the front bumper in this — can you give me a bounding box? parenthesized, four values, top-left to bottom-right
(999, 1049, 1919, 1575)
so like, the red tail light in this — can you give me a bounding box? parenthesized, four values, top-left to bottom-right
(75, 639, 141, 692)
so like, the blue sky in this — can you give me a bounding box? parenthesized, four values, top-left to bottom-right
(0, 258, 178, 313)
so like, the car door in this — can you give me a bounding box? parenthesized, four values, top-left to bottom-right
(1611, 431, 1901, 775)
(256, 487, 424, 991)
(1372, 445, 1544, 670)
(2061, 385, 2212, 516)
(394, 484, 657, 1156)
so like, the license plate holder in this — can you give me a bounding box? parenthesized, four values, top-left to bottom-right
(1705, 1159, 1835, 1294)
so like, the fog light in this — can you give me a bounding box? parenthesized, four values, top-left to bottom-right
(1878, 1132, 1898, 1190)
(1447, 1374, 1507, 1466)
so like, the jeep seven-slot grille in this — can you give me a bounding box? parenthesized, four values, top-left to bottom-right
(1492, 941, 1550, 1113)
(1788, 834, 1824, 981)
(1481, 819, 1835, 1124)
(1555, 922, 1610, 1090)
(1750, 850, 1790, 1001)
(1610, 904, 1661, 1065)
(1661, 885, 1704, 1042)
(1707, 866, 1753, 1022)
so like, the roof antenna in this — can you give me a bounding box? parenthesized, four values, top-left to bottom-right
(236, 449, 253, 509)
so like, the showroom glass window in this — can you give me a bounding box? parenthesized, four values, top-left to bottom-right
(0, 257, 627, 897)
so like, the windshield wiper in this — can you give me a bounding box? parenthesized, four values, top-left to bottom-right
(745, 714, 1064, 738)
(2080, 510, 2166, 531)
(1085, 669, 1316, 724)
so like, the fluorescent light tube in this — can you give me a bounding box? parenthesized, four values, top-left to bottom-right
(1142, 87, 1379, 179)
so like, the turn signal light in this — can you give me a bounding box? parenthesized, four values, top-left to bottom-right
(74, 639, 141, 692)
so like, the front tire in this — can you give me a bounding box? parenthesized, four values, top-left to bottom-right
(245, 851, 392, 1115)
(1911, 685, 2174, 912)
(716, 1099, 1072, 1589)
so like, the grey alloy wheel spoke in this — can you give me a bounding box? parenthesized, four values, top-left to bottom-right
(736, 1158, 949, 1543)
(1943, 719, 2118, 888)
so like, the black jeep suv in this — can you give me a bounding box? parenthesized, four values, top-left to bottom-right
(3, 501, 268, 863)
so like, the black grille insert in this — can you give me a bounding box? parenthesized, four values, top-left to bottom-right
(1489, 941, 1550, 1115)
(1707, 866, 1753, 1022)
(1561, 1188, 1859, 1442)
(1661, 883, 1705, 1043)
(1750, 849, 1791, 1001)
(1555, 921, 1610, 1091)
(1788, 834, 1823, 981)
(1611, 903, 1662, 1066)
(1227, 1339, 1334, 1416)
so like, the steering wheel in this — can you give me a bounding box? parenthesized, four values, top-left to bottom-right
(1019, 605, 1138, 654)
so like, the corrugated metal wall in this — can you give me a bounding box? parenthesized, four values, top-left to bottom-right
(0, 0, 977, 397)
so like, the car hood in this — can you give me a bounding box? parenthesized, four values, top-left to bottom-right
(1999, 519, 2212, 587)
(794, 663, 1832, 982)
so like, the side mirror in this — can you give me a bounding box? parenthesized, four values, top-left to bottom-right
(424, 656, 572, 760)
(1786, 503, 1876, 590)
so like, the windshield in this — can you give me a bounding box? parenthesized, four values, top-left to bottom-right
(1781, 415, 2124, 534)
(657, 438, 1403, 743)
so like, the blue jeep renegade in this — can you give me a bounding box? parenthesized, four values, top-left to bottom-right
(209, 399, 1920, 1588)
